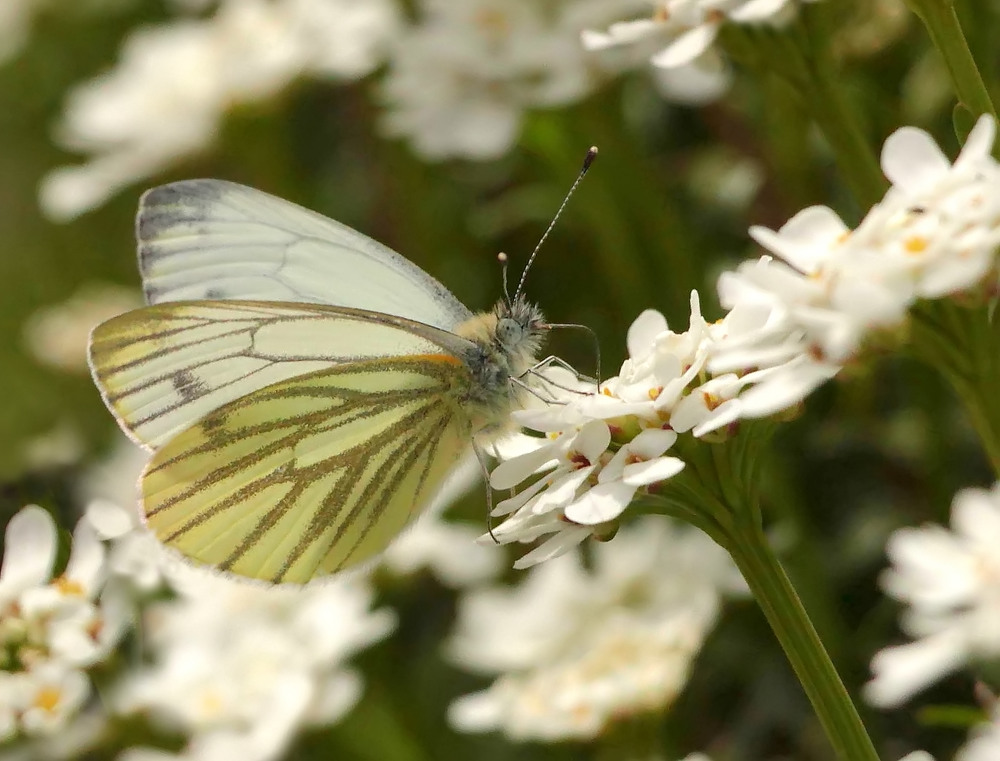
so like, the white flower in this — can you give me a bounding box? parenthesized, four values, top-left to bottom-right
(40, 0, 400, 220)
(710, 115, 1000, 423)
(485, 295, 735, 567)
(380, 0, 615, 160)
(0, 506, 125, 740)
(959, 713, 1000, 761)
(78, 436, 171, 593)
(581, 0, 818, 102)
(23, 284, 140, 373)
(865, 482, 1000, 708)
(380, 454, 504, 587)
(448, 517, 743, 741)
(115, 567, 394, 761)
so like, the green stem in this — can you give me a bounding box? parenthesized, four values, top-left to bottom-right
(726, 522, 881, 761)
(906, 0, 998, 120)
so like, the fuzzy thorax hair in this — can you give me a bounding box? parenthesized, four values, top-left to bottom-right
(454, 296, 546, 427)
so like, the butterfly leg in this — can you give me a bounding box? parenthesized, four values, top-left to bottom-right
(520, 356, 598, 399)
(473, 441, 501, 545)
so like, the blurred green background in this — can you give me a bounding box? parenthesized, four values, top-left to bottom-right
(1, 1, 998, 760)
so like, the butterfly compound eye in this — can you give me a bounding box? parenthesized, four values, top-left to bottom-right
(496, 317, 524, 347)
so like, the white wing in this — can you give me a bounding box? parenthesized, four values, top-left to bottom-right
(88, 300, 475, 450)
(136, 180, 473, 331)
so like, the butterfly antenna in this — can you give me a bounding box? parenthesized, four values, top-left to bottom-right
(498, 252, 512, 306)
(513, 146, 598, 301)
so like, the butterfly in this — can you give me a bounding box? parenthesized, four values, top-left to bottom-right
(88, 176, 577, 584)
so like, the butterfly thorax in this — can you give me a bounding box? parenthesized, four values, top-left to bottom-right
(454, 296, 545, 430)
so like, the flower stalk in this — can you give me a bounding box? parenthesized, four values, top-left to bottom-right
(724, 520, 881, 761)
(905, 0, 998, 123)
(652, 431, 880, 761)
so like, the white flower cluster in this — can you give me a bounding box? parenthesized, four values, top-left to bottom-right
(582, 0, 821, 103)
(39, 0, 400, 220)
(38, 0, 678, 218)
(489, 117, 1000, 568)
(865, 482, 1000, 709)
(713, 115, 1000, 420)
(448, 517, 744, 740)
(114, 566, 395, 761)
(0, 438, 406, 761)
(487, 292, 751, 567)
(0, 506, 127, 741)
(379, 0, 636, 160)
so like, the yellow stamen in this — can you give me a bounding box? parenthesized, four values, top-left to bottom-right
(53, 577, 84, 597)
(34, 687, 62, 713)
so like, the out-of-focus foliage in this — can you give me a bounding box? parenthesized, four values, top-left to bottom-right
(1, 1, 999, 761)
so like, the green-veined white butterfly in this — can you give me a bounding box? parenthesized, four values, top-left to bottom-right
(89, 160, 593, 585)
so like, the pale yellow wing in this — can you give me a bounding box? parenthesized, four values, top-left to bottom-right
(141, 355, 472, 584)
(88, 300, 475, 450)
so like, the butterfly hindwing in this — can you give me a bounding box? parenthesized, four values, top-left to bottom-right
(142, 356, 473, 584)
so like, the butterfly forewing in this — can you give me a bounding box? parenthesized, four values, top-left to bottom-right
(89, 300, 474, 450)
(142, 356, 472, 584)
(137, 180, 472, 330)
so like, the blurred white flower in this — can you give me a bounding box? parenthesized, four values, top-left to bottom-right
(865, 482, 1000, 707)
(22, 423, 86, 471)
(959, 712, 1000, 761)
(73, 433, 397, 761)
(380, 454, 504, 587)
(77, 435, 171, 593)
(40, 0, 400, 220)
(448, 516, 744, 741)
(582, 0, 819, 102)
(23, 284, 140, 373)
(0, 506, 126, 741)
(115, 568, 395, 761)
(380, 0, 629, 160)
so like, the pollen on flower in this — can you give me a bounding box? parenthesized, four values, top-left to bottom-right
(53, 576, 85, 596)
(701, 391, 723, 411)
(904, 236, 929, 254)
(648, 386, 663, 401)
(602, 387, 614, 397)
(33, 686, 63, 713)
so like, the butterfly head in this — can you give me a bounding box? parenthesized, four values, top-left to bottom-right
(494, 294, 545, 369)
